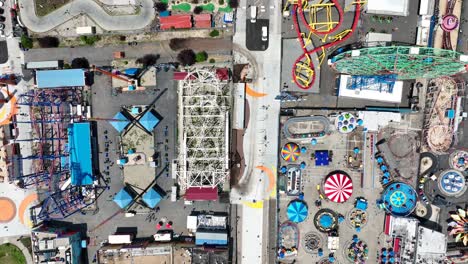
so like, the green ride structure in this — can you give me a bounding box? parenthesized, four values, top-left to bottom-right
(329, 46, 467, 79)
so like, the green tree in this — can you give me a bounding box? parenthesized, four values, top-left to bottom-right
(80, 35, 100, 46)
(194, 6, 203, 14)
(218, 0, 224, 5)
(209, 58, 215, 63)
(209, 29, 220, 37)
(195, 51, 208, 62)
(20, 35, 33, 49)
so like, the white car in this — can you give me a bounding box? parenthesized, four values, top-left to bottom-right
(250, 6, 257, 23)
(262, 26, 268, 41)
(0, 2, 3, 7)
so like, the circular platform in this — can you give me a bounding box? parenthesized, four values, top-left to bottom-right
(302, 232, 322, 254)
(281, 142, 301, 162)
(345, 237, 368, 264)
(381, 182, 417, 216)
(335, 112, 357, 134)
(442, 14, 459, 31)
(439, 170, 466, 197)
(449, 150, 468, 171)
(314, 208, 338, 232)
(0, 197, 17, 223)
(347, 208, 368, 229)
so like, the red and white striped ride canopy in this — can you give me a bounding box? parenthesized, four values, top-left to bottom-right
(324, 172, 353, 203)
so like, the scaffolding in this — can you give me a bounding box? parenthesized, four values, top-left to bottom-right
(15, 88, 106, 223)
(330, 46, 467, 79)
(346, 74, 397, 93)
(176, 69, 230, 190)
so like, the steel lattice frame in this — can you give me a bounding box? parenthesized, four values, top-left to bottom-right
(330, 46, 467, 79)
(177, 69, 230, 190)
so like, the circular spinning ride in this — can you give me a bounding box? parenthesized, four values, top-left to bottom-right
(330, 46, 467, 79)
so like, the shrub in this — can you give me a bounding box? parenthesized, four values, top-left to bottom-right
(177, 49, 196, 66)
(228, 0, 238, 8)
(194, 6, 203, 14)
(209, 58, 215, 63)
(63, 63, 71, 69)
(135, 54, 160, 67)
(37, 36, 59, 48)
(155, 2, 168, 12)
(20, 35, 33, 49)
(195, 51, 208, 62)
(80, 35, 100, 46)
(218, 0, 224, 5)
(209, 29, 220, 37)
(71, 57, 90, 69)
(169, 38, 185, 50)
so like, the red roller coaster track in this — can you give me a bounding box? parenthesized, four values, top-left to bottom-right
(291, 1, 362, 90)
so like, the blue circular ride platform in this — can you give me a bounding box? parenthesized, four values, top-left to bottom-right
(381, 182, 417, 216)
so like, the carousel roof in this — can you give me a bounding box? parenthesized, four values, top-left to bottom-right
(324, 172, 353, 203)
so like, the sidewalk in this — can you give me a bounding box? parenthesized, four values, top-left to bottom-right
(1, 236, 33, 264)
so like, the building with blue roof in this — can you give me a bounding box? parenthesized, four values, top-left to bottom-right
(36, 69, 86, 88)
(109, 112, 130, 133)
(315, 150, 330, 166)
(142, 188, 162, 208)
(68, 122, 94, 185)
(139, 110, 160, 132)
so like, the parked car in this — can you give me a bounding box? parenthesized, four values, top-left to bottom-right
(0, 8, 4, 15)
(0, 23, 5, 30)
(0, 16, 5, 22)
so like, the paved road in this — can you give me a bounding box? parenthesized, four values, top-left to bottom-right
(25, 39, 232, 66)
(231, 0, 281, 262)
(18, 0, 155, 32)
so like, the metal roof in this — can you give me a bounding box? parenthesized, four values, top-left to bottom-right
(36, 69, 85, 88)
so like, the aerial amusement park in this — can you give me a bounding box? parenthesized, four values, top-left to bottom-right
(276, 0, 468, 262)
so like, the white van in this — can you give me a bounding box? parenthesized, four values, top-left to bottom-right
(250, 6, 257, 23)
(262, 26, 268, 41)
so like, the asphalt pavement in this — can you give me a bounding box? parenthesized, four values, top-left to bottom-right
(18, 0, 155, 32)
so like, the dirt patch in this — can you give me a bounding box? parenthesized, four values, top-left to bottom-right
(34, 0, 71, 17)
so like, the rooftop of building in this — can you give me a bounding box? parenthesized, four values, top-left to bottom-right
(36, 69, 86, 88)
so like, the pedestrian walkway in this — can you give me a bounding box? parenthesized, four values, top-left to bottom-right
(18, 0, 155, 32)
(1, 236, 33, 264)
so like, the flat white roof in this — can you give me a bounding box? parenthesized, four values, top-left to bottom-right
(358, 111, 401, 132)
(338, 75, 403, 103)
(366, 0, 409, 16)
(187, 215, 197, 230)
(417, 227, 447, 255)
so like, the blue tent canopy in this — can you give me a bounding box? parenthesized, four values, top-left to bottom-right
(124, 68, 139, 76)
(139, 111, 160, 132)
(315, 150, 329, 166)
(110, 112, 130, 133)
(113, 188, 133, 208)
(356, 199, 368, 211)
(287, 200, 308, 223)
(143, 188, 162, 208)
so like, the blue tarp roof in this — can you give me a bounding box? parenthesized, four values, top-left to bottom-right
(113, 188, 133, 208)
(315, 150, 329, 166)
(36, 69, 85, 88)
(142, 188, 162, 208)
(124, 68, 139, 76)
(140, 111, 160, 132)
(68, 123, 94, 185)
(356, 199, 368, 211)
(109, 112, 130, 133)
